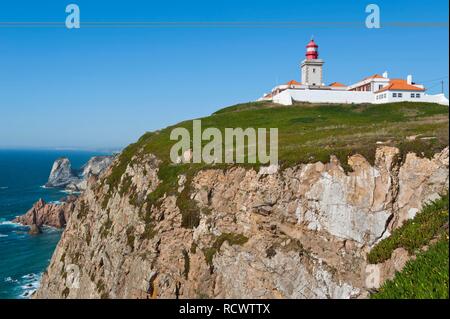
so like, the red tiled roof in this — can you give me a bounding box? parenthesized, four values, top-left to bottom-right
(375, 79, 425, 93)
(329, 82, 346, 87)
(362, 74, 385, 81)
(285, 80, 302, 86)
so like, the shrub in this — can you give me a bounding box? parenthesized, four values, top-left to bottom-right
(367, 193, 449, 264)
(372, 239, 449, 299)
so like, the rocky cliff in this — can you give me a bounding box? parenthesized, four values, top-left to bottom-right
(35, 146, 448, 299)
(45, 156, 114, 192)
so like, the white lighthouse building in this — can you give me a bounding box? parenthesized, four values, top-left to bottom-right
(259, 39, 449, 106)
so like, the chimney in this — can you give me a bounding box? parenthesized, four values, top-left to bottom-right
(382, 71, 388, 78)
(407, 75, 413, 85)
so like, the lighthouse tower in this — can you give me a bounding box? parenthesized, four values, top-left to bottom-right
(301, 39, 324, 86)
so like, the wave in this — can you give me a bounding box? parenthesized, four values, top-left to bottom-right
(0, 234, 8, 238)
(22, 273, 36, 279)
(4, 276, 18, 283)
(20, 289, 36, 298)
(0, 186, 8, 190)
(60, 189, 81, 195)
(0, 220, 22, 227)
(18, 273, 41, 299)
(3, 273, 41, 299)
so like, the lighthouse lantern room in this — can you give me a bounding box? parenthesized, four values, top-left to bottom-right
(301, 39, 324, 86)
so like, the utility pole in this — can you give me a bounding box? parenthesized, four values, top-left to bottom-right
(441, 80, 444, 94)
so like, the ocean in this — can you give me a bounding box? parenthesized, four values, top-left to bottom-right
(0, 149, 110, 299)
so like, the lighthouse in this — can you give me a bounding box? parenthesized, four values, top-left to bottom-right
(301, 38, 324, 86)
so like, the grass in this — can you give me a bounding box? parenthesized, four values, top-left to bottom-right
(100, 101, 448, 230)
(371, 239, 449, 299)
(367, 193, 449, 264)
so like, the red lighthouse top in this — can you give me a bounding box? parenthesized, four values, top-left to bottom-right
(305, 39, 319, 60)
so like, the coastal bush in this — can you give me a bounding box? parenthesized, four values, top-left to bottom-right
(371, 239, 449, 299)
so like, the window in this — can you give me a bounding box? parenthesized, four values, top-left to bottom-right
(398, 93, 403, 98)
(416, 93, 421, 98)
(379, 85, 383, 90)
(393, 93, 397, 97)
(313, 68, 316, 73)
(411, 93, 415, 98)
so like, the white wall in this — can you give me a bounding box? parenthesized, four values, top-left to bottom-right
(375, 91, 449, 105)
(273, 89, 374, 105)
(272, 89, 449, 106)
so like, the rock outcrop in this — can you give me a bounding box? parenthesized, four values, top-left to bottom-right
(28, 224, 43, 235)
(45, 156, 114, 192)
(35, 146, 448, 299)
(45, 158, 79, 189)
(14, 196, 77, 229)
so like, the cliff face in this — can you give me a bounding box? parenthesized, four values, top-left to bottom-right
(35, 146, 448, 299)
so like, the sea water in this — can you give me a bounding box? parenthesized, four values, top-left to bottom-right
(0, 149, 109, 298)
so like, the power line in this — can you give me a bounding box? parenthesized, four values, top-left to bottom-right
(426, 81, 447, 93)
(420, 75, 448, 84)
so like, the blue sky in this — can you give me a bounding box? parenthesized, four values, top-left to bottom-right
(0, 0, 448, 149)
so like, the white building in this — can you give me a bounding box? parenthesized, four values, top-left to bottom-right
(259, 39, 449, 106)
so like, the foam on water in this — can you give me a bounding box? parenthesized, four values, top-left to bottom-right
(0, 220, 21, 227)
(60, 189, 81, 195)
(0, 149, 109, 298)
(18, 273, 41, 299)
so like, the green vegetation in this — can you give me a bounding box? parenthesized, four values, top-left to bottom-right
(96, 279, 109, 299)
(372, 239, 449, 299)
(367, 193, 449, 264)
(203, 232, 248, 267)
(368, 193, 449, 299)
(126, 226, 135, 250)
(100, 216, 113, 239)
(77, 200, 89, 220)
(182, 249, 190, 280)
(119, 174, 133, 197)
(100, 101, 448, 232)
(62, 287, 70, 298)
